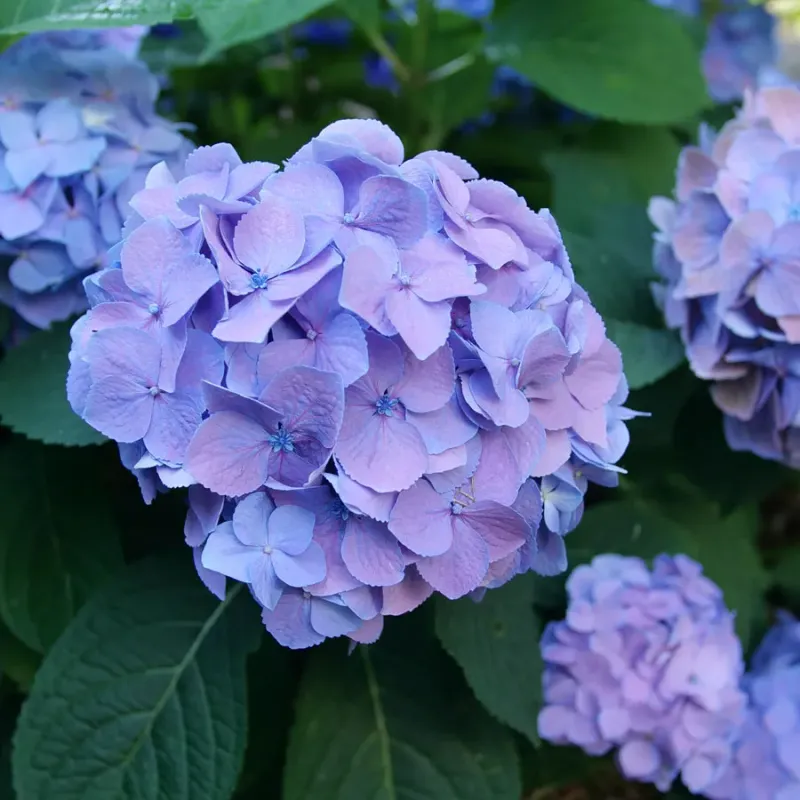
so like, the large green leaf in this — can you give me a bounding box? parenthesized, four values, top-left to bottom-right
(12, 556, 260, 800)
(487, 0, 708, 123)
(606, 320, 685, 390)
(0, 438, 123, 653)
(283, 620, 521, 800)
(0, 622, 41, 692)
(0, 322, 105, 446)
(198, 0, 335, 58)
(435, 575, 542, 746)
(0, 0, 205, 33)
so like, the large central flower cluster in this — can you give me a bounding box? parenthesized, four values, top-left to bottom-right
(68, 119, 632, 649)
(706, 612, 800, 800)
(538, 554, 746, 795)
(0, 30, 189, 329)
(651, 86, 800, 468)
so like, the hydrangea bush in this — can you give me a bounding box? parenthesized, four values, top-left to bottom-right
(0, 2, 798, 800)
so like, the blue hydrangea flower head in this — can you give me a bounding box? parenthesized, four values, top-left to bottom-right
(705, 611, 800, 800)
(0, 29, 189, 330)
(651, 85, 800, 467)
(538, 554, 746, 794)
(68, 118, 635, 649)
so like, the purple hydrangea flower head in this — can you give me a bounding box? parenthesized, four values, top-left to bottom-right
(650, 0, 776, 102)
(652, 85, 800, 467)
(69, 117, 634, 649)
(0, 29, 189, 329)
(706, 611, 800, 800)
(538, 554, 747, 794)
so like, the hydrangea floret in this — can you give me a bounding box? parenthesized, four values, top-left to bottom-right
(651, 85, 800, 467)
(68, 118, 634, 649)
(538, 554, 746, 795)
(0, 29, 189, 329)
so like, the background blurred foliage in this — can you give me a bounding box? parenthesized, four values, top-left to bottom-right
(0, 1, 797, 799)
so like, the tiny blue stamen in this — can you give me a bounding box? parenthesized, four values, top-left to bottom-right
(397, 272, 412, 287)
(250, 272, 269, 289)
(788, 204, 800, 222)
(450, 501, 463, 515)
(147, 303, 160, 315)
(306, 329, 318, 341)
(343, 212, 355, 224)
(148, 386, 160, 396)
(375, 393, 399, 416)
(332, 500, 350, 522)
(268, 426, 295, 453)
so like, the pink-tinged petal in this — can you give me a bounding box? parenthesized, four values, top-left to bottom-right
(306, 519, 362, 596)
(352, 175, 427, 247)
(518, 327, 571, 390)
(470, 300, 517, 357)
(176, 330, 225, 394)
(427, 444, 467, 475)
(213, 290, 295, 344)
(388, 484, 452, 556)
(144, 391, 202, 464)
(475, 416, 545, 503)
(233, 195, 305, 274)
(463, 500, 529, 561)
(231, 490, 273, 547)
(532, 429, 571, 477)
(572, 406, 608, 447)
(257, 340, 314, 389)
(337, 409, 429, 493)
(446, 219, 520, 270)
(711, 371, 762, 421)
(84, 376, 152, 442)
(319, 119, 405, 165)
(264, 161, 344, 218)
(676, 147, 718, 202)
(360, 331, 405, 396)
(185, 412, 271, 496)
(272, 541, 327, 587)
(716, 170, 748, 220)
(464, 370, 529, 428)
(314, 312, 369, 386)
(386, 289, 452, 361)
(259, 365, 344, 448)
(177, 166, 230, 205)
(394, 344, 454, 413)
(725, 128, 786, 183)
(202, 382, 283, 428)
(121, 217, 218, 326)
(342, 517, 404, 586)
(349, 615, 383, 644)
(566, 340, 623, 411)
(262, 593, 324, 649)
(778, 314, 800, 342)
(382, 566, 432, 615)
(760, 87, 800, 144)
(185, 143, 242, 174)
(87, 325, 160, 385)
(267, 504, 316, 554)
(226, 160, 277, 198)
(719, 209, 774, 273)
(201, 521, 260, 583)
(200, 206, 251, 295)
(407, 397, 477, 454)
(404, 236, 484, 302)
(326, 467, 397, 522)
(339, 245, 396, 336)
(417, 520, 489, 599)
(526, 378, 580, 431)
(265, 247, 341, 302)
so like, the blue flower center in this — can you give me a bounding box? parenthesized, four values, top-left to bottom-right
(450, 502, 463, 515)
(268, 425, 295, 453)
(375, 393, 399, 416)
(788, 204, 800, 222)
(148, 386, 160, 397)
(147, 303, 160, 315)
(250, 272, 269, 290)
(332, 500, 350, 522)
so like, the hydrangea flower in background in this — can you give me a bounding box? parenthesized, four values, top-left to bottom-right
(705, 611, 800, 800)
(651, 84, 800, 467)
(68, 118, 634, 649)
(0, 29, 190, 330)
(538, 554, 746, 795)
(651, 0, 777, 102)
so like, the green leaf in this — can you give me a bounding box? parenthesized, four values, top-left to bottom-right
(338, 0, 380, 33)
(12, 556, 260, 800)
(435, 575, 542, 746)
(605, 320, 685, 390)
(283, 620, 521, 800)
(0, 0, 204, 33)
(487, 0, 708, 123)
(771, 546, 800, 610)
(198, 0, 335, 58)
(0, 623, 41, 692)
(0, 322, 105, 446)
(0, 438, 123, 653)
